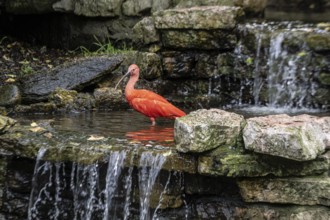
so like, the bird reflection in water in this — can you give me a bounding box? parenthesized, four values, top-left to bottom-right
(125, 126, 174, 146)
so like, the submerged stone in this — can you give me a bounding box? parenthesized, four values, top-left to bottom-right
(238, 177, 330, 206)
(243, 114, 328, 161)
(175, 109, 245, 153)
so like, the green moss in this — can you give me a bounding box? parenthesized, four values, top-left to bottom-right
(307, 33, 330, 52)
(319, 73, 330, 85)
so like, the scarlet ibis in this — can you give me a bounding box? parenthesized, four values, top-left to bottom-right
(115, 64, 186, 125)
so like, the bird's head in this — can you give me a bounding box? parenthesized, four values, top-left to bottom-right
(114, 64, 140, 90)
(127, 64, 139, 77)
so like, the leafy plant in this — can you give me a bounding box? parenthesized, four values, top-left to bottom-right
(78, 36, 132, 57)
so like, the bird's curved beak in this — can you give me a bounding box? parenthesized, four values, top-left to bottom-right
(114, 70, 130, 90)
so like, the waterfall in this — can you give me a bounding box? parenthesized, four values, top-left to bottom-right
(28, 149, 168, 219)
(235, 22, 321, 112)
(139, 152, 167, 220)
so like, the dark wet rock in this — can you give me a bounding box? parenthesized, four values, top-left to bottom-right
(243, 114, 328, 161)
(238, 177, 330, 206)
(19, 56, 123, 103)
(5, 0, 57, 14)
(73, 0, 122, 17)
(0, 85, 21, 106)
(175, 109, 245, 153)
(161, 30, 237, 50)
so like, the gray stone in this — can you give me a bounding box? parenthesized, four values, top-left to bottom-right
(238, 177, 330, 206)
(133, 17, 160, 45)
(154, 6, 243, 30)
(74, 0, 122, 17)
(175, 109, 245, 153)
(20, 56, 122, 103)
(0, 85, 21, 106)
(243, 114, 328, 161)
(52, 0, 74, 12)
(175, 0, 234, 8)
(122, 0, 152, 16)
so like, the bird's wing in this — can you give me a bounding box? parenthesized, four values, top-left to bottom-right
(130, 98, 186, 119)
(131, 89, 170, 104)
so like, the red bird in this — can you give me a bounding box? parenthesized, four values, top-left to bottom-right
(115, 64, 186, 125)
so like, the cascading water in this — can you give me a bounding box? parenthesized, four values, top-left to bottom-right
(27, 148, 169, 220)
(234, 22, 326, 113)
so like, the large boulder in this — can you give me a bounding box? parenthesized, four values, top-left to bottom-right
(6, 0, 57, 14)
(175, 109, 245, 153)
(19, 56, 123, 103)
(73, 0, 122, 17)
(243, 114, 328, 161)
(238, 177, 330, 206)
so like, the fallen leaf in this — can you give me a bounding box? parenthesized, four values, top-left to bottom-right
(87, 135, 105, 141)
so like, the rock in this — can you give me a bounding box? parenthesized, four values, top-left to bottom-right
(307, 33, 330, 52)
(73, 0, 122, 17)
(154, 6, 244, 30)
(133, 17, 160, 45)
(0, 115, 16, 134)
(161, 29, 237, 50)
(49, 88, 78, 107)
(175, 109, 245, 153)
(151, 0, 172, 13)
(198, 150, 330, 177)
(93, 87, 123, 108)
(122, 0, 152, 16)
(319, 73, 330, 86)
(238, 177, 330, 206)
(52, 0, 74, 12)
(0, 85, 21, 106)
(19, 56, 122, 103)
(5, 0, 56, 14)
(175, 0, 234, 8)
(14, 103, 57, 114)
(234, 0, 267, 14)
(135, 52, 162, 80)
(243, 114, 328, 161)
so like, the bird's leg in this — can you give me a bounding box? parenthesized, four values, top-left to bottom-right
(150, 117, 156, 126)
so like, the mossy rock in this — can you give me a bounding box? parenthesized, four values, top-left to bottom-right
(307, 33, 330, 52)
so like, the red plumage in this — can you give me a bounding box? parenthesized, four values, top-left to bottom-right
(116, 64, 186, 125)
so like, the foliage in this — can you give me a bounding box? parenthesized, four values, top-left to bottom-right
(78, 36, 132, 57)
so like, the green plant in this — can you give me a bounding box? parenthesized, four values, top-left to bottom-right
(78, 36, 132, 57)
(20, 62, 34, 75)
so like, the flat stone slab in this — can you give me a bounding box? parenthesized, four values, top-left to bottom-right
(238, 177, 330, 206)
(243, 114, 328, 161)
(198, 150, 330, 177)
(154, 6, 243, 30)
(175, 109, 245, 153)
(20, 56, 123, 103)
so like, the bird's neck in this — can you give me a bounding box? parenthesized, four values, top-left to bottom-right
(125, 75, 138, 97)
